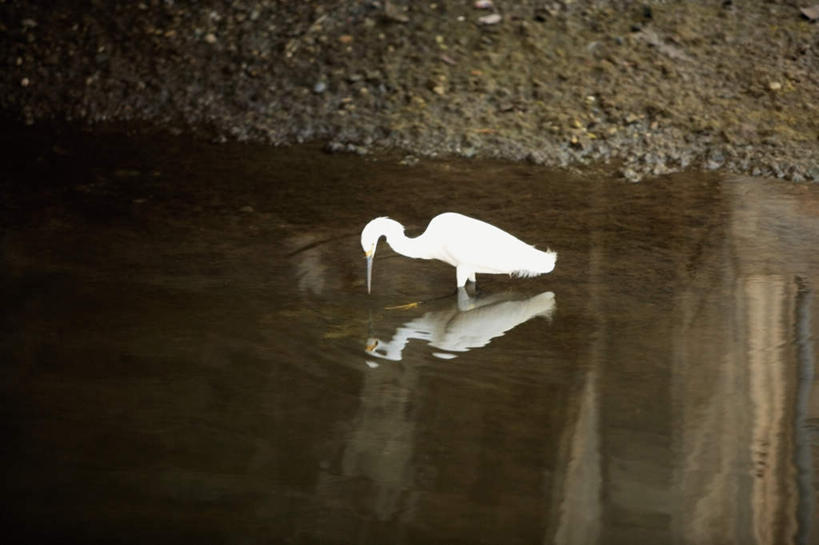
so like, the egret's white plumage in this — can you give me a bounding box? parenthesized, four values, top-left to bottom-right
(360, 212, 556, 292)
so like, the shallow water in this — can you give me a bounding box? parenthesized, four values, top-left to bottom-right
(1, 129, 818, 544)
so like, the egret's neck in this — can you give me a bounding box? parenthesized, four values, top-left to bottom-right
(383, 224, 432, 260)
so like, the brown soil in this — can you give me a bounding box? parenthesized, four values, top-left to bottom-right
(1, 0, 817, 181)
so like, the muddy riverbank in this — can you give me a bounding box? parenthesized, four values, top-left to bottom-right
(2, 0, 817, 181)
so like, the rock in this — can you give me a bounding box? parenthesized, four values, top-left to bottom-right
(384, 1, 409, 23)
(569, 135, 585, 149)
(478, 13, 502, 25)
(440, 54, 456, 66)
(526, 151, 545, 164)
(313, 81, 327, 94)
(706, 148, 725, 170)
(621, 167, 641, 182)
(624, 113, 641, 125)
(800, 5, 819, 21)
(325, 141, 345, 153)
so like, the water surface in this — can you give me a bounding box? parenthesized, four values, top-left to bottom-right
(1, 129, 818, 544)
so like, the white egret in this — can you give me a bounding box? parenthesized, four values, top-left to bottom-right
(360, 212, 557, 293)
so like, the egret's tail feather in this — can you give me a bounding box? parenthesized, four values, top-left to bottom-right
(513, 248, 557, 277)
(513, 269, 545, 278)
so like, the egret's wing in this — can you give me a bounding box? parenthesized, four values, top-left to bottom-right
(430, 214, 544, 274)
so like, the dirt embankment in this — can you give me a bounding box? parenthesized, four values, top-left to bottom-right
(2, 0, 817, 181)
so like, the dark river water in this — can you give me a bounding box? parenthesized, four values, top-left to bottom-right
(1, 128, 818, 544)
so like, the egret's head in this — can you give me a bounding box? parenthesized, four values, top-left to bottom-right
(360, 217, 390, 259)
(361, 217, 406, 294)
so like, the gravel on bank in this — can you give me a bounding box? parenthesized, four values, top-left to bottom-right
(1, 0, 817, 181)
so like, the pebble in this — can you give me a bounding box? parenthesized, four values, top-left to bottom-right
(384, 1, 410, 23)
(706, 149, 725, 170)
(325, 141, 345, 153)
(313, 81, 327, 94)
(478, 13, 502, 25)
(621, 167, 641, 183)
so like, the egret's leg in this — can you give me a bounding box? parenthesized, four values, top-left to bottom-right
(465, 271, 479, 295)
(456, 266, 470, 288)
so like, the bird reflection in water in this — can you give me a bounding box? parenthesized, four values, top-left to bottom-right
(365, 289, 555, 363)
